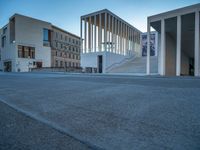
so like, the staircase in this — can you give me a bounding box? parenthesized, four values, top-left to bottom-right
(107, 56, 158, 74)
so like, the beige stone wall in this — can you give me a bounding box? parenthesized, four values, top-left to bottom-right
(51, 26, 81, 68)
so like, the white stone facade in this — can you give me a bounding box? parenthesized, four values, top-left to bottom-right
(147, 4, 200, 76)
(80, 9, 141, 73)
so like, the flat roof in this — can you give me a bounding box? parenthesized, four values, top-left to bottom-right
(148, 3, 200, 22)
(81, 9, 142, 33)
(2, 13, 80, 39)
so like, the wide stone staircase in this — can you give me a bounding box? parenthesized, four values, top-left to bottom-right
(107, 56, 158, 74)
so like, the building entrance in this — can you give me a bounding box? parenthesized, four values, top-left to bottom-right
(98, 55, 103, 73)
(4, 61, 12, 72)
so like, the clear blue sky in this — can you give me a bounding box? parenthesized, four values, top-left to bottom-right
(0, 0, 199, 35)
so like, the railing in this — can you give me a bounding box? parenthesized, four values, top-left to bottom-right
(106, 55, 137, 72)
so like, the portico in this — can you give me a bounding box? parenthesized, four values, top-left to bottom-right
(147, 4, 200, 76)
(80, 9, 141, 73)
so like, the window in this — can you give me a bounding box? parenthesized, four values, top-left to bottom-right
(56, 51, 58, 56)
(1, 36, 6, 48)
(69, 38, 71, 43)
(43, 29, 49, 41)
(65, 36, 67, 41)
(73, 39, 75, 44)
(3, 27, 7, 34)
(60, 61, 63, 67)
(55, 60, 58, 67)
(18, 45, 35, 59)
(43, 29, 50, 47)
(61, 34, 63, 40)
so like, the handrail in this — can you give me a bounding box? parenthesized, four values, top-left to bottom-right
(106, 55, 137, 72)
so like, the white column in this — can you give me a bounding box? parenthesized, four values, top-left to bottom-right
(94, 15, 97, 52)
(115, 18, 117, 53)
(111, 16, 114, 53)
(84, 18, 87, 53)
(131, 29, 133, 51)
(126, 26, 128, 55)
(80, 18, 83, 53)
(108, 14, 111, 52)
(99, 14, 102, 51)
(91, 17, 93, 52)
(122, 23, 124, 55)
(88, 17, 91, 52)
(117, 20, 120, 54)
(176, 15, 181, 76)
(195, 11, 200, 76)
(104, 12, 107, 51)
(120, 21, 122, 54)
(160, 19, 166, 76)
(147, 21, 150, 75)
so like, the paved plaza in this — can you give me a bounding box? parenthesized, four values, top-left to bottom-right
(0, 72, 200, 150)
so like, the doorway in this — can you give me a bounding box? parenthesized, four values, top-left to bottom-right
(4, 61, 12, 72)
(97, 55, 103, 73)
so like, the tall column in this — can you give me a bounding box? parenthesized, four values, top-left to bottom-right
(88, 17, 91, 52)
(131, 29, 133, 52)
(122, 23, 124, 55)
(108, 14, 111, 52)
(126, 26, 128, 55)
(94, 15, 97, 52)
(195, 11, 200, 76)
(115, 18, 117, 53)
(120, 21, 122, 54)
(160, 19, 166, 76)
(117, 20, 120, 54)
(99, 14, 102, 51)
(80, 18, 83, 53)
(91, 17, 93, 52)
(176, 15, 181, 76)
(147, 21, 150, 75)
(84, 18, 87, 53)
(104, 12, 107, 51)
(111, 16, 114, 53)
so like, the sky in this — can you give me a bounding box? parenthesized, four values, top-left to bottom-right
(0, 0, 199, 35)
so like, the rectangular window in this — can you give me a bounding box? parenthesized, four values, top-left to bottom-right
(43, 29, 49, 41)
(10, 17, 15, 43)
(43, 28, 51, 47)
(18, 45, 35, 59)
(55, 60, 58, 67)
(18, 45, 22, 57)
(1, 36, 6, 48)
(60, 61, 63, 67)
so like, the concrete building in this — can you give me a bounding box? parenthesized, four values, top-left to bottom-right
(147, 3, 200, 76)
(80, 9, 141, 73)
(0, 14, 81, 72)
